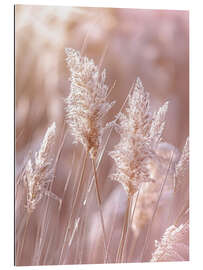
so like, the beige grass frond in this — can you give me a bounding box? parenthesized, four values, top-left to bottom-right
(149, 101, 169, 148)
(65, 48, 115, 160)
(109, 78, 169, 196)
(23, 122, 57, 213)
(174, 137, 189, 192)
(151, 222, 189, 262)
(35, 122, 56, 166)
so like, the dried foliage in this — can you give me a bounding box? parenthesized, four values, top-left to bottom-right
(151, 222, 189, 262)
(174, 137, 189, 192)
(23, 123, 57, 213)
(109, 78, 168, 195)
(15, 6, 189, 266)
(65, 48, 115, 160)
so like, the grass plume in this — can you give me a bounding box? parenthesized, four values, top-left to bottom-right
(151, 222, 189, 262)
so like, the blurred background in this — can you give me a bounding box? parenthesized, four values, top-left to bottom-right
(15, 5, 189, 265)
(15, 5, 189, 164)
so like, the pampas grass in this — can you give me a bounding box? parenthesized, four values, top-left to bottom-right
(15, 49, 189, 265)
(15, 7, 189, 266)
(23, 122, 58, 214)
(174, 137, 189, 192)
(61, 48, 115, 262)
(151, 221, 189, 262)
(109, 78, 169, 262)
(17, 122, 60, 261)
(15, 52, 189, 264)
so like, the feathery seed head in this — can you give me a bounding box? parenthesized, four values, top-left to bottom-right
(110, 78, 153, 195)
(24, 122, 56, 213)
(109, 78, 168, 195)
(65, 48, 115, 160)
(127, 78, 151, 137)
(174, 137, 189, 192)
(151, 222, 189, 262)
(35, 122, 56, 167)
(149, 101, 169, 148)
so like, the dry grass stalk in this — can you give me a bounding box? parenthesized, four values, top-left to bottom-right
(59, 150, 88, 264)
(16, 40, 189, 264)
(149, 101, 169, 149)
(23, 122, 58, 214)
(64, 48, 115, 262)
(18, 122, 58, 262)
(116, 194, 133, 263)
(33, 124, 67, 265)
(91, 158, 109, 262)
(65, 48, 115, 160)
(151, 221, 189, 262)
(109, 78, 168, 196)
(109, 78, 169, 262)
(174, 137, 189, 192)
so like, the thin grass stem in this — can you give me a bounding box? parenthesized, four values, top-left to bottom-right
(121, 191, 140, 263)
(130, 189, 140, 227)
(92, 158, 109, 263)
(59, 150, 88, 264)
(83, 82, 134, 207)
(17, 212, 31, 263)
(35, 124, 67, 265)
(116, 195, 131, 263)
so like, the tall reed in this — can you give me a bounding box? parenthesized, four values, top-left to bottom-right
(60, 48, 115, 262)
(109, 78, 169, 263)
